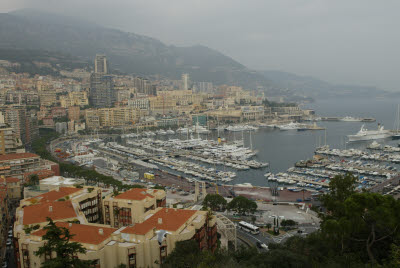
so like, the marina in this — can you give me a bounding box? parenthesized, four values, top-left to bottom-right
(51, 98, 400, 197)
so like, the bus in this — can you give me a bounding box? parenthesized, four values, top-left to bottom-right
(238, 221, 260, 235)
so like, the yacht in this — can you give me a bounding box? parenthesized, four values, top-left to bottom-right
(348, 124, 391, 142)
(340, 116, 363, 122)
(278, 122, 301, 131)
(166, 129, 175, 135)
(367, 141, 381, 150)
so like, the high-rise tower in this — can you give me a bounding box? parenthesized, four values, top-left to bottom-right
(94, 54, 108, 74)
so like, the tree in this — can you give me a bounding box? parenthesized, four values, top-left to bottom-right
(203, 194, 227, 211)
(29, 174, 39, 186)
(320, 173, 357, 218)
(227, 196, 257, 215)
(320, 174, 400, 264)
(266, 223, 272, 231)
(35, 218, 92, 268)
(281, 219, 296, 227)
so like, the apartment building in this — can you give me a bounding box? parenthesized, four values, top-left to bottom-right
(0, 186, 9, 265)
(13, 186, 217, 268)
(148, 96, 177, 115)
(0, 177, 21, 199)
(103, 188, 166, 228)
(0, 105, 38, 145)
(0, 153, 41, 179)
(85, 107, 140, 129)
(68, 106, 81, 121)
(38, 90, 57, 107)
(0, 124, 20, 155)
(60, 91, 89, 108)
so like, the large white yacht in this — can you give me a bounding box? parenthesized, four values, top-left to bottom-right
(348, 124, 391, 142)
(278, 122, 301, 130)
(340, 116, 363, 122)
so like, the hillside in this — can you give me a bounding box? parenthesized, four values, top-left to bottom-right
(0, 9, 387, 98)
(0, 10, 270, 88)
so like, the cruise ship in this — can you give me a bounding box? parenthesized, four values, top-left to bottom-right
(348, 124, 391, 142)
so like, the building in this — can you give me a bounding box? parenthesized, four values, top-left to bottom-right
(38, 90, 57, 107)
(0, 153, 41, 179)
(51, 107, 67, 118)
(89, 73, 115, 108)
(0, 153, 58, 181)
(103, 188, 166, 227)
(85, 107, 140, 129)
(60, 91, 89, 108)
(0, 105, 39, 145)
(68, 106, 81, 121)
(128, 98, 150, 111)
(0, 113, 21, 155)
(95, 54, 108, 74)
(13, 186, 217, 268)
(241, 106, 265, 121)
(0, 177, 21, 199)
(181, 73, 189, 90)
(55, 122, 68, 134)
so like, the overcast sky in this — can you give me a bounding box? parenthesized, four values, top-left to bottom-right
(1, 0, 400, 90)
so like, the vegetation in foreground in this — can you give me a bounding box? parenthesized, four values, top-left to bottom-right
(165, 174, 400, 267)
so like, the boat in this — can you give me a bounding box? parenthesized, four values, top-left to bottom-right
(392, 104, 400, 140)
(166, 129, 175, 135)
(340, 116, 363, 122)
(297, 122, 325, 131)
(367, 141, 381, 150)
(278, 122, 301, 130)
(347, 124, 391, 142)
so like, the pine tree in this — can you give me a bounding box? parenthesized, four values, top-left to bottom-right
(35, 218, 92, 268)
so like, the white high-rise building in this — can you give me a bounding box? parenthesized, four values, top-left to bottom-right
(181, 73, 189, 90)
(95, 54, 108, 74)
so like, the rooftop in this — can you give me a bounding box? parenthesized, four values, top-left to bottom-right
(0, 177, 19, 183)
(32, 222, 116, 245)
(28, 187, 81, 203)
(0, 152, 39, 162)
(122, 208, 196, 235)
(23, 201, 77, 225)
(114, 188, 156, 201)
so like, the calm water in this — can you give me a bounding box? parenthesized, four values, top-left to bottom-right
(222, 97, 400, 186)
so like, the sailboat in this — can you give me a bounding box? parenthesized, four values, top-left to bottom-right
(392, 104, 400, 140)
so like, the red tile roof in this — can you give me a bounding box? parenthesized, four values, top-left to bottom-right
(0, 153, 39, 162)
(0, 177, 19, 183)
(28, 187, 81, 203)
(32, 222, 116, 245)
(122, 208, 197, 235)
(23, 201, 77, 225)
(24, 169, 55, 181)
(115, 188, 154, 201)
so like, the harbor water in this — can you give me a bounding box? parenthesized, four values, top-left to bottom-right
(212, 97, 400, 187)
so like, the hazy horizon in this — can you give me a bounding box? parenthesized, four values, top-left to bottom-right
(1, 0, 399, 91)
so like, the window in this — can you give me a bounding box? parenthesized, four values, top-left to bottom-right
(128, 253, 136, 268)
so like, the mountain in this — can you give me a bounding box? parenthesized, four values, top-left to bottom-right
(0, 9, 386, 99)
(259, 70, 386, 99)
(0, 9, 270, 88)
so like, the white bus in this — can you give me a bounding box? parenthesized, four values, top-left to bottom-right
(238, 221, 260, 235)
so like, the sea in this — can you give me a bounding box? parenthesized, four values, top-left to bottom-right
(204, 97, 400, 187)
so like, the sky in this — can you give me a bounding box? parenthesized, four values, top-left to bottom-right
(1, 0, 400, 90)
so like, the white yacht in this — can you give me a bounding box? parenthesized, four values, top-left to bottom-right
(166, 129, 175, 135)
(340, 116, 363, 122)
(367, 141, 381, 150)
(348, 124, 391, 142)
(278, 122, 301, 130)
